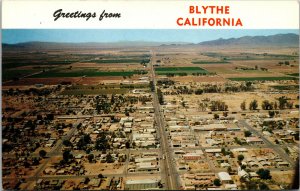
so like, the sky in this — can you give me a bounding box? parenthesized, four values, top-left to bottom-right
(2, 29, 299, 44)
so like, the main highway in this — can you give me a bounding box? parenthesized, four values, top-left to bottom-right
(149, 50, 178, 190)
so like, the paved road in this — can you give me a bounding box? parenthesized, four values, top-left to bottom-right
(149, 50, 178, 190)
(239, 120, 295, 168)
(3, 172, 163, 182)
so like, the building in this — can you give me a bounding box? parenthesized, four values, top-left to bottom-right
(246, 137, 264, 144)
(192, 124, 227, 131)
(217, 172, 232, 184)
(125, 179, 159, 190)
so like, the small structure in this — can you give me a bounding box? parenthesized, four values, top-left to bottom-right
(217, 172, 232, 184)
(125, 179, 159, 190)
(246, 137, 264, 144)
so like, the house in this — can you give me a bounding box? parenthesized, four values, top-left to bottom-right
(88, 178, 101, 188)
(182, 153, 202, 161)
(217, 172, 232, 184)
(224, 184, 237, 190)
(277, 162, 289, 167)
(205, 148, 222, 153)
(136, 162, 158, 172)
(231, 148, 248, 153)
(249, 172, 260, 179)
(246, 137, 264, 144)
(238, 167, 249, 179)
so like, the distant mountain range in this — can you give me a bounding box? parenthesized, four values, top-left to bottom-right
(2, 41, 186, 50)
(2, 33, 299, 49)
(199, 33, 299, 46)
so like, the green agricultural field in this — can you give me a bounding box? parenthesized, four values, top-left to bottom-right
(229, 76, 297, 81)
(192, 60, 230, 64)
(202, 52, 298, 61)
(271, 85, 299, 90)
(31, 69, 146, 78)
(3, 69, 41, 81)
(287, 73, 299, 77)
(155, 67, 208, 76)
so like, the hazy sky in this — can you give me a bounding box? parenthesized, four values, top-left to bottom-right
(2, 29, 299, 44)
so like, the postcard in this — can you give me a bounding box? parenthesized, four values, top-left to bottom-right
(1, 0, 299, 190)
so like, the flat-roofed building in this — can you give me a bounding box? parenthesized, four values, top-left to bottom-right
(217, 172, 232, 184)
(125, 179, 159, 190)
(246, 137, 264, 144)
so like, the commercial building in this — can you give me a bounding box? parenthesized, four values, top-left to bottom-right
(125, 179, 159, 190)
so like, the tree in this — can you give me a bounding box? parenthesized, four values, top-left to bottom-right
(278, 96, 288, 110)
(223, 112, 228, 117)
(284, 147, 290, 154)
(125, 141, 130, 149)
(238, 154, 244, 161)
(262, 100, 273, 110)
(39, 150, 47, 158)
(84, 177, 90, 184)
(88, 154, 94, 162)
(240, 101, 246, 110)
(259, 182, 269, 190)
(227, 166, 232, 174)
(106, 153, 114, 163)
(95, 134, 110, 151)
(63, 140, 72, 147)
(214, 114, 219, 119)
(132, 141, 136, 148)
(77, 134, 91, 150)
(244, 130, 252, 137)
(98, 174, 104, 179)
(268, 111, 275, 118)
(157, 88, 164, 105)
(286, 101, 293, 109)
(249, 100, 258, 110)
(256, 169, 272, 180)
(195, 89, 203, 95)
(221, 147, 226, 155)
(274, 102, 278, 110)
(63, 150, 73, 162)
(213, 178, 221, 186)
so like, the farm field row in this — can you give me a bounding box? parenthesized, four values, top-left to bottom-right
(31, 69, 147, 78)
(155, 67, 209, 75)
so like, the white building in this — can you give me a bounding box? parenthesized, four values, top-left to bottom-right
(125, 179, 159, 190)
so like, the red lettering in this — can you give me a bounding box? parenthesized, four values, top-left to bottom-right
(177, 18, 183, 26)
(189, 6, 194, 14)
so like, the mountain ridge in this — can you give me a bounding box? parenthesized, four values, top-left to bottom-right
(3, 33, 299, 49)
(198, 33, 299, 46)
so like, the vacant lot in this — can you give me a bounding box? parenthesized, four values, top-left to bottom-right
(192, 60, 230, 64)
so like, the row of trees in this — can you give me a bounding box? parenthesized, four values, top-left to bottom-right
(240, 97, 294, 111)
(157, 88, 164, 105)
(210, 101, 228, 111)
